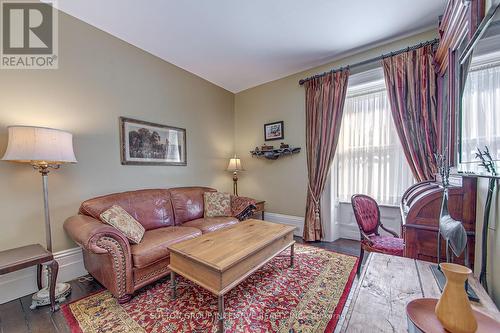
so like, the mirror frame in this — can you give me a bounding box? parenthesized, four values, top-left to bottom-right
(435, 0, 487, 166)
(457, 1, 500, 165)
(460, 1, 500, 65)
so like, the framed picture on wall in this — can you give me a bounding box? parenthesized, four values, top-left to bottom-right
(264, 121, 284, 141)
(120, 117, 187, 166)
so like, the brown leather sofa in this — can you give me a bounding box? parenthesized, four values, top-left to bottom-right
(64, 186, 255, 303)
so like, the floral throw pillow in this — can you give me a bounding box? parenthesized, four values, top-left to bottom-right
(100, 205, 145, 244)
(204, 192, 232, 218)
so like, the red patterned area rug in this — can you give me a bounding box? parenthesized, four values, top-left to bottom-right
(62, 244, 358, 333)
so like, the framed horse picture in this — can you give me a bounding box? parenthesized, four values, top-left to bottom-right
(119, 117, 187, 166)
(264, 121, 284, 141)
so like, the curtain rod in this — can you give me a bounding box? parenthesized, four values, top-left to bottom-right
(298, 38, 439, 85)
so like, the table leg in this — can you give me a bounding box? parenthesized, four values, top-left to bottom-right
(218, 294, 224, 333)
(47, 260, 59, 312)
(36, 264, 43, 290)
(171, 271, 177, 300)
(290, 243, 295, 268)
(261, 211, 265, 220)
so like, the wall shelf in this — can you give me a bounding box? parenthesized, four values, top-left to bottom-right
(250, 147, 301, 160)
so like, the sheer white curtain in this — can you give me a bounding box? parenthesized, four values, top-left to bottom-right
(335, 80, 415, 206)
(461, 65, 500, 162)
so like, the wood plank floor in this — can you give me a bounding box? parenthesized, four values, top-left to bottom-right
(0, 237, 360, 333)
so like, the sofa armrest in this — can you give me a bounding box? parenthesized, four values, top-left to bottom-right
(64, 214, 131, 255)
(64, 215, 134, 300)
(231, 196, 257, 221)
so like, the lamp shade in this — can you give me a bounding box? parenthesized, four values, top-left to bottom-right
(2, 126, 77, 164)
(227, 157, 243, 172)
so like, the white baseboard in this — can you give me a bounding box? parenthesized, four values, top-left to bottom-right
(0, 247, 87, 304)
(264, 212, 304, 237)
(339, 224, 361, 241)
(263, 213, 360, 242)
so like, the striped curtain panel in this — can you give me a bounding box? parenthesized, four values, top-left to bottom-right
(382, 45, 438, 182)
(303, 70, 349, 241)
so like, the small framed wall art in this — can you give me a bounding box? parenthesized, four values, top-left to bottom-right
(120, 117, 187, 166)
(264, 121, 284, 141)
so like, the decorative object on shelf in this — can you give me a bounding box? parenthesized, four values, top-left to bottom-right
(1, 126, 77, 311)
(435, 263, 478, 333)
(250, 143, 300, 160)
(120, 117, 186, 166)
(264, 121, 284, 141)
(475, 146, 497, 292)
(431, 153, 477, 301)
(260, 144, 274, 151)
(227, 155, 243, 195)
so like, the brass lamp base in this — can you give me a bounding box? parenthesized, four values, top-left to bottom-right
(233, 171, 239, 196)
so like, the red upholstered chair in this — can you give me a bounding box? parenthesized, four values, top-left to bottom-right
(351, 194, 404, 275)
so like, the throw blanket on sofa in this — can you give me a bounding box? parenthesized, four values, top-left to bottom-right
(231, 196, 257, 221)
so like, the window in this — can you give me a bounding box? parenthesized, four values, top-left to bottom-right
(334, 68, 415, 206)
(460, 62, 500, 162)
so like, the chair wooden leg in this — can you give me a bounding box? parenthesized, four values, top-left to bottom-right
(437, 231, 441, 265)
(357, 247, 364, 276)
(464, 241, 470, 268)
(36, 264, 43, 290)
(47, 260, 58, 312)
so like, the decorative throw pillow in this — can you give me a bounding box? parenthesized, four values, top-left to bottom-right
(204, 192, 232, 217)
(100, 205, 145, 244)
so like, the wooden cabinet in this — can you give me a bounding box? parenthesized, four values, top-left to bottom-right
(400, 176, 477, 266)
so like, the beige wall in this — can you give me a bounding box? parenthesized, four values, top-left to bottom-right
(234, 29, 438, 217)
(0, 12, 235, 252)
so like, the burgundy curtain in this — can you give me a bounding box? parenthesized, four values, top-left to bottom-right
(303, 70, 349, 241)
(383, 45, 438, 182)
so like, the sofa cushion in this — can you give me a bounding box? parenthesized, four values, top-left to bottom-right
(183, 217, 238, 234)
(169, 187, 216, 224)
(204, 192, 231, 217)
(130, 226, 202, 268)
(100, 205, 145, 244)
(79, 189, 175, 231)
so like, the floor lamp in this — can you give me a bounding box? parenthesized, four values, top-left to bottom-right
(2, 126, 77, 309)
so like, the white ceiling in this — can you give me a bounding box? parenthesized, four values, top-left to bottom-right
(53, 0, 446, 93)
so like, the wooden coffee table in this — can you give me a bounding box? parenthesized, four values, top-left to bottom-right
(168, 219, 296, 333)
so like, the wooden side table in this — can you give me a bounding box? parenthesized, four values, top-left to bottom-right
(0, 244, 59, 312)
(254, 200, 265, 220)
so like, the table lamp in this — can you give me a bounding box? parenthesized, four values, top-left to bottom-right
(227, 155, 243, 195)
(2, 126, 77, 308)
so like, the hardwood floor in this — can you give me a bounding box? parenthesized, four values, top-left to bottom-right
(0, 238, 360, 333)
